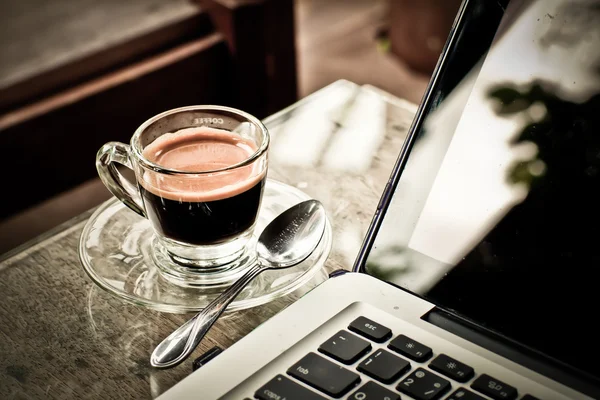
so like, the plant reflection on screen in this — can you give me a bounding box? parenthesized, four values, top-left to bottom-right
(491, 0, 600, 187)
(489, 81, 600, 189)
(365, 245, 412, 282)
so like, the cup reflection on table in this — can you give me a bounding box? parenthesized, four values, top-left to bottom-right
(96, 106, 269, 275)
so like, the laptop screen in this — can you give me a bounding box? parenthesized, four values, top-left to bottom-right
(364, 0, 600, 379)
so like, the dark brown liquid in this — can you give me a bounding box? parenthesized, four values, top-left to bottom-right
(140, 127, 265, 244)
(140, 177, 265, 244)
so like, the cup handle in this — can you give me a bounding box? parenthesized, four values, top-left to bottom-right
(96, 142, 146, 217)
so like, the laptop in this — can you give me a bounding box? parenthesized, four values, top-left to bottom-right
(159, 0, 600, 398)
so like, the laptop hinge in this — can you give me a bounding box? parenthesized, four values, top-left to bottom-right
(328, 269, 349, 279)
(423, 308, 600, 399)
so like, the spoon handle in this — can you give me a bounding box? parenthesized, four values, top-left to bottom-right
(150, 262, 267, 369)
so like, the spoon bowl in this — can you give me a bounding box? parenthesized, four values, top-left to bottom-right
(256, 200, 326, 268)
(150, 199, 327, 369)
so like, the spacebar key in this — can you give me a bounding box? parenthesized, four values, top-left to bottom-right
(255, 375, 327, 400)
(287, 352, 361, 397)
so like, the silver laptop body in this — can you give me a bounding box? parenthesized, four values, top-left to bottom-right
(159, 0, 600, 398)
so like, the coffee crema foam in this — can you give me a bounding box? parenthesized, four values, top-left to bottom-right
(140, 127, 265, 202)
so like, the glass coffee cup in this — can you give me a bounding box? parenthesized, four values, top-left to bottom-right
(96, 105, 269, 281)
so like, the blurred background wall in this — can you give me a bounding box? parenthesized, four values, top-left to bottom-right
(0, 0, 460, 254)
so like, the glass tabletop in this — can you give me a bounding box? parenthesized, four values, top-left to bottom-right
(0, 80, 417, 399)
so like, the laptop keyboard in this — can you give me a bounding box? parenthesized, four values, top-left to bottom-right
(252, 315, 538, 400)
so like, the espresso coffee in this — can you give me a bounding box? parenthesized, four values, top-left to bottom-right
(139, 127, 265, 245)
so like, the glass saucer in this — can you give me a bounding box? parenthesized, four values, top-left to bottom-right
(78, 179, 332, 313)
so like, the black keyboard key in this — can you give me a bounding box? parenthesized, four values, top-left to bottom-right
(397, 368, 451, 400)
(471, 374, 518, 400)
(429, 354, 474, 382)
(255, 375, 326, 400)
(318, 330, 371, 364)
(357, 349, 410, 383)
(521, 395, 541, 400)
(349, 316, 392, 343)
(446, 388, 487, 400)
(348, 381, 401, 400)
(388, 334, 433, 362)
(287, 352, 360, 397)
